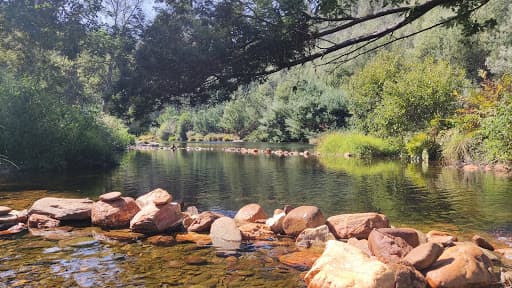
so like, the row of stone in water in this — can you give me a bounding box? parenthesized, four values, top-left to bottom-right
(1, 188, 511, 287)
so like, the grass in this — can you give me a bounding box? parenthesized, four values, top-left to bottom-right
(316, 131, 399, 159)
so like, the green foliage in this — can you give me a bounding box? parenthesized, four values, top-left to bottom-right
(405, 132, 439, 160)
(346, 52, 467, 138)
(316, 132, 399, 159)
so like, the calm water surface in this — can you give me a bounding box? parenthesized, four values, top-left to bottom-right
(1, 143, 511, 287)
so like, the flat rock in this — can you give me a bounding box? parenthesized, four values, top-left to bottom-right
(326, 212, 390, 239)
(239, 223, 275, 240)
(425, 243, 495, 288)
(96, 229, 145, 243)
(472, 234, 494, 251)
(92, 197, 140, 229)
(282, 206, 325, 237)
(28, 214, 60, 229)
(296, 224, 336, 248)
(426, 230, 457, 247)
(176, 232, 212, 246)
(0, 206, 12, 215)
(304, 240, 395, 288)
(130, 202, 182, 234)
(278, 249, 324, 270)
(136, 188, 172, 208)
(210, 217, 241, 251)
(234, 203, 268, 226)
(29, 197, 93, 221)
(187, 211, 223, 233)
(403, 242, 444, 270)
(99, 192, 122, 202)
(368, 229, 413, 264)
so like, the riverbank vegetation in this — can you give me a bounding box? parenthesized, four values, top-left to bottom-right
(1, 0, 511, 169)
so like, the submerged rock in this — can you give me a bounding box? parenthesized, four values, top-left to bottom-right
(28, 197, 93, 221)
(326, 212, 390, 239)
(239, 223, 275, 240)
(234, 203, 268, 226)
(176, 232, 212, 246)
(282, 206, 325, 237)
(91, 196, 140, 229)
(278, 249, 324, 270)
(304, 240, 395, 288)
(147, 235, 176, 246)
(425, 243, 495, 288)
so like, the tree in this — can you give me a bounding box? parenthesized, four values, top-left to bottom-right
(116, 0, 492, 116)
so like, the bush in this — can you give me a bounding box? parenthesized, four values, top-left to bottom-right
(316, 131, 399, 159)
(406, 132, 439, 161)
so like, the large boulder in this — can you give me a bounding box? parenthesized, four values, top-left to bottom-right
(91, 196, 140, 229)
(304, 240, 395, 288)
(234, 203, 268, 226)
(135, 188, 172, 209)
(296, 224, 336, 248)
(282, 206, 325, 237)
(239, 223, 275, 240)
(326, 212, 390, 239)
(210, 217, 242, 251)
(187, 211, 223, 233)
(425, 243, 495, 288)
(28, 198, 93, 221)
(403, 242, 444, 270)
(368, 229, 413, 264)
(130, 203, 182, 234)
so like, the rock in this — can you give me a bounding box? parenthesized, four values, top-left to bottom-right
(95, 230, 145, 243)
(147, 235, 176, 246)
(496, 248, 512, 260)
(135, 188, 172, 208)
(296, 225, 336, 248)
(326, 212, 390, 239)
(185, 256, 207, 265)
(58, 236, 98, 248)
(28, 197, 93, 221)
(472, 234, 494, 251)
(426, 230, 457, 247)
(378, 227, 420, 247)
(278, 249, 324, 270)
(28, 214, 60, 229)
(0, 206, 12, 215)
(0, 212, 21, 228)
(234, 203, 268, 226)
(425, 243, 495, 288)
(347, 237, 371, 256)
(91, 197, 140, 229)
(99, 192, 122, 202)
(187, 211, 223, 233)
(210, 217, 241, 251)
(239, 223, 275, 240)
(130, 203, 182, 234)
(176, 232, 212, 246)
(0, 223, 27, 238)
(403, 242, 444, 270)
(390, 264, 427, 288)
(282, 206, 325, 237)
(283, 205, 294, 214)
(368, 229, 413, 264)
(494, 164, 510, 173)
(304, 240, 395, 288)
(265, 211, 285, 234)
(185, 206, 199, 217)
(273, 209, 284, 216)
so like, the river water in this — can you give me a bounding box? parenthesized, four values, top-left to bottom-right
(1, 143, 511, 286)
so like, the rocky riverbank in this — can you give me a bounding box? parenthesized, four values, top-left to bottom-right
(1, 188, 511, 287)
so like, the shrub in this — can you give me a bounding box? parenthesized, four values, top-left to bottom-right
(316, 131, 399, 159)
(406, 132, 439, 161)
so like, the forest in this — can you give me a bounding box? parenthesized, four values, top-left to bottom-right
(1, 0, 511, 170)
